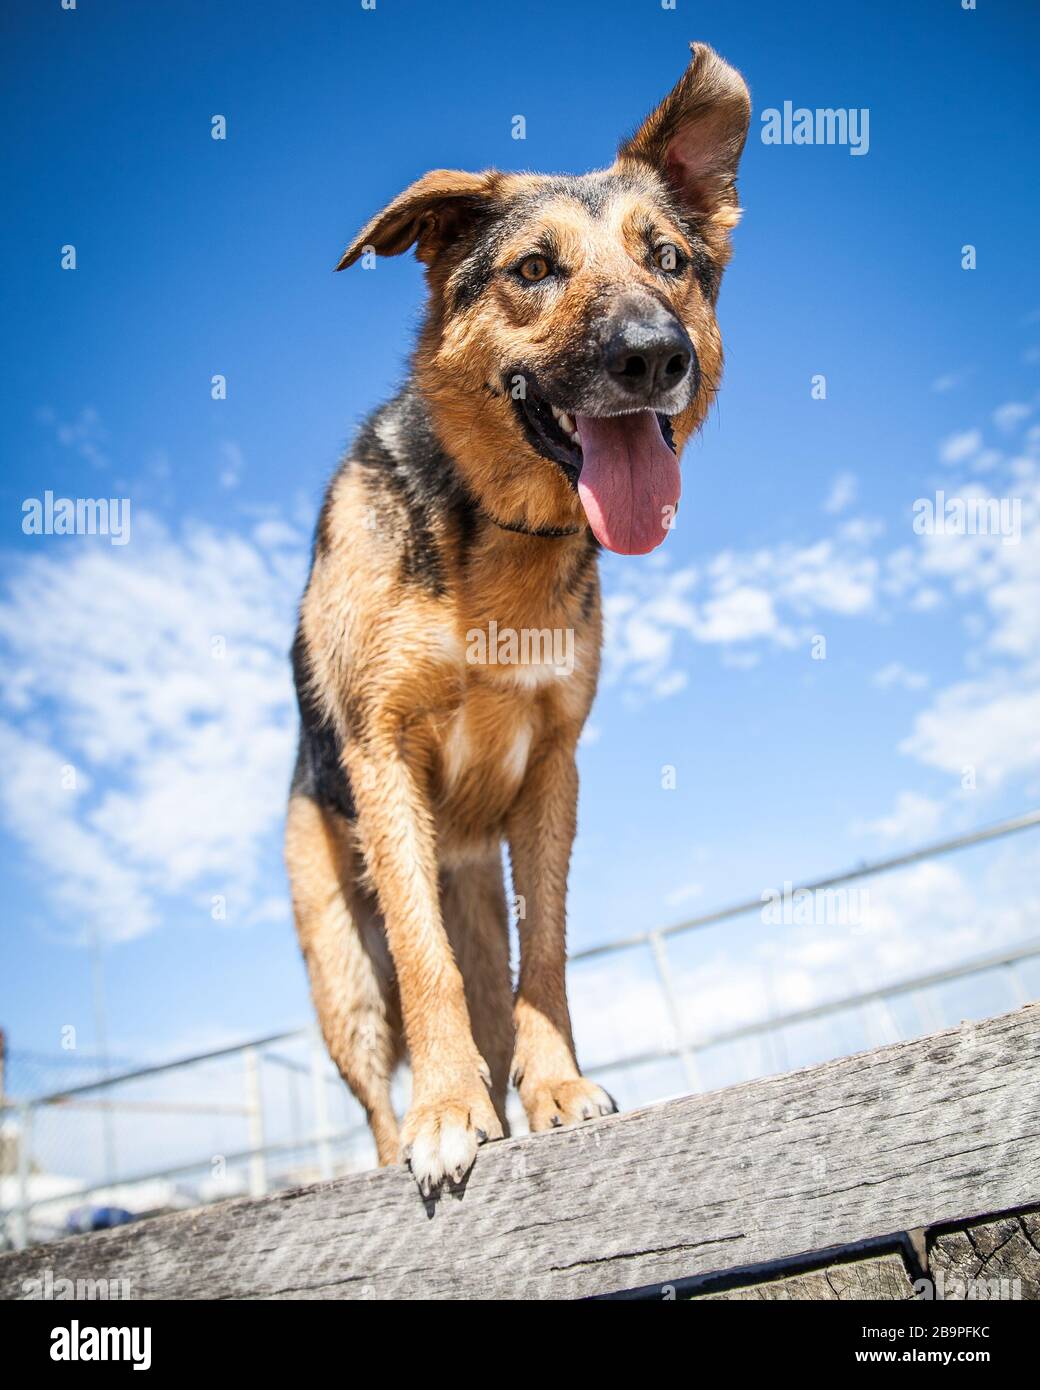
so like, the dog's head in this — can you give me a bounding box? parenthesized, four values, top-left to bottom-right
(337, 44, 750, 554)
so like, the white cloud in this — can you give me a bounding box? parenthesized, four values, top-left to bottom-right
(873, 662, 929, 693)
(603, 525, 880, 693)
(939, 428, 981, 465)
(856, 790, 944, 842)
(914, 470, 1039, 656)
(931, 368, 973, 395)
(0, 725, 155, 941)
(219, 441, 245, 489)
(664, 881, 703, 908)
(899, 675, 1040, 788)
(36, 405, 110, 469)
(694, 585, 780, 643)
(969, 448, 1003, 473)
(0, 515, 305, 942)
(773, 540, 878, 614)
(823, 471, 858, 514)
(993, 401, 1032, 433)
(252, 519, 304, 550)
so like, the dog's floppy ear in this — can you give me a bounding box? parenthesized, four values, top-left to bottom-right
(335, 169, 497, 270)
(617, 43, 750, 228)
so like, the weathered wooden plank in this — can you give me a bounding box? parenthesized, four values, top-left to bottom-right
(2, 1004, 1039, 1301)
(928, 1211, 1040, 1300)
(694, 1250, 915, 1300)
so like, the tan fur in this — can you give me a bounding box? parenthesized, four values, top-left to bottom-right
(285, 43, 750, 1191)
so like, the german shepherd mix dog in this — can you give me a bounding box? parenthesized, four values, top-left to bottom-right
(286, 44, 750, 1195)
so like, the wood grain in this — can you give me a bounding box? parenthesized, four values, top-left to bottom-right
(694, 1251, 915, 1300)
(3, 1004, 1039, 1301)
(928, 1212, 1040, 1300)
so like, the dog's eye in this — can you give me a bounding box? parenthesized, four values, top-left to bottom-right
(518, 255, 552, 283)
(653, 243, 686, 275)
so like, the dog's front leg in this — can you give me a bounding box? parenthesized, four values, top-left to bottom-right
(508, 741, 617, 1132)
(346, 738, 502, 1193)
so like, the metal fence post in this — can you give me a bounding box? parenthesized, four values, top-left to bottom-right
(14, 1102, 33, 1250)
(912, 988, 943, 1037)
(648, 932, 700, 1092)
(242, 1048, 267, 1198)
(310, 1028, 334, 1181)
(1005, 961, 1029, 1008)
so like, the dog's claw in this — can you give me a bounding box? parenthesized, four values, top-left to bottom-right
(522, 1077, 619, 1134)
(400, 1088, 504, 1196)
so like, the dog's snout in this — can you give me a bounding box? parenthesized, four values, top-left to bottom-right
(602, 318, 694, 400)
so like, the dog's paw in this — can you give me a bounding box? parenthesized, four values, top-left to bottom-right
(400, 1085, 503, 1196)
(521, 1076, 618, 1133)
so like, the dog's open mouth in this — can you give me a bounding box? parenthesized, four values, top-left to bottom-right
(511, 380, 681, 556)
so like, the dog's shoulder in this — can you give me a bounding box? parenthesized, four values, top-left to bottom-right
(310, 383, 478, 599)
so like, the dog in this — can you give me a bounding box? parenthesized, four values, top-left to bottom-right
(285, 43, 750, 1195)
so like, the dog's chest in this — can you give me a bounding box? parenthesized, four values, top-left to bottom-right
(430, 659, 574, 827)
(428, 609, 596, 853)
(437, 682, 535, 796)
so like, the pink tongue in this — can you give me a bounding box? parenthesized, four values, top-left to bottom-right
(575, 411, 680, 554)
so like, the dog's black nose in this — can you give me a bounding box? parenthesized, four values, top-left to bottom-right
(604, 319, 693, 399)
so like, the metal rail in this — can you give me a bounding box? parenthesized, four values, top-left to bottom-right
(3, 806, 1039, 1250)
(8, 807, 1038, 1114)
(585, 933, 1040, 1076)
(570, 807, 1040, 962)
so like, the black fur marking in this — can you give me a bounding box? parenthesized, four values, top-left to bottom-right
(353, 386, 477, 597)
(290, 628, 356, 821)
(453, 480, 481, 570)
(449, 204, 511, 314)
(527, 172, 631, 219)
(688, 239, 720, 302)
(447, 170, 661, 317)
(489, 513, 581, 539)
(566, 531, 600, 623)
(313, 486, 336, 559)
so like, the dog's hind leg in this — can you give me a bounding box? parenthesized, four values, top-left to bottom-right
(440, 854, 515, 1134)
(285, 793, 403, 1166)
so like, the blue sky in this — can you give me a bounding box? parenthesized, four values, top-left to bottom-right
(2, 0, 1040, 1115)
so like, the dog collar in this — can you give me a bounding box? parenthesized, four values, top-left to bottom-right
(487, 513, 583, 539)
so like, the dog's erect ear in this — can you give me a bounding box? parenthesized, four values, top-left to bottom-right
(335, 170, 497, 270)
(617, 43, 750, 227)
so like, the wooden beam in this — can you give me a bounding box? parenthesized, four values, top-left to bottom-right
(3, 1004, 1039, 1301)
(929, 1212, 1040, 1300)
(694, 1250, 917, 1300)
